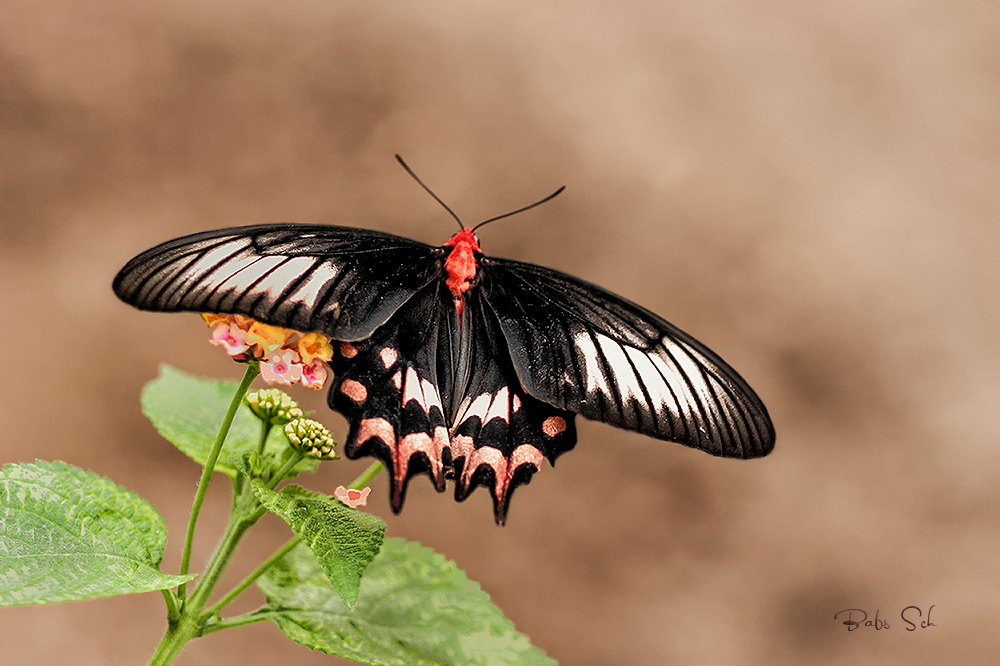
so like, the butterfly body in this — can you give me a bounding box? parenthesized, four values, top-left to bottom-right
(115, 222, 774, 523)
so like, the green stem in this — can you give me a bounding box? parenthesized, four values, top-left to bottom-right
(178, 363, 259, 599)
(201, 461, 384, 618)
(351, 461, 384, 489)
(267, 450, 305, 490)
(256, 421, 273, 457)
(149, 422, 386, 665)
(202, 536, 301, 619)
(160, 588, 180, 623)
(201, 609, 279, 634)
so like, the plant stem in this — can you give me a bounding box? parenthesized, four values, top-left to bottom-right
(267, 450, 305, 490)
(351, 461, 384, 489)
(202, 536, 301, 618)
(201, 460, 384, 618)
(160, 588, 180, 624)
(177, 363, 259, 599)
(149, 410, 387, 665)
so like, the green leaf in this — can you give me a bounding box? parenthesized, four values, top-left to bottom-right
(258, 538, 556, 666)
(141, 365, 317, 479)
(253, 482, 385, 609)
(0, 461, 193, 606)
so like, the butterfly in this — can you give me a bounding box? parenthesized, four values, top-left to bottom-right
(113, 161, 774, 523)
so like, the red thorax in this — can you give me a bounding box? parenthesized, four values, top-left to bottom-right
(443, 228, 480, 318)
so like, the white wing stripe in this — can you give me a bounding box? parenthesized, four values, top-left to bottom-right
(283, 261, 339, 311)
(624, 345, 679, 436)
(244, 256, 319, 303)
(215, 255, 289, 309)
(574, 330, 612, 398)
(595, 334, 643, 405)
(157, 241, 251, 306)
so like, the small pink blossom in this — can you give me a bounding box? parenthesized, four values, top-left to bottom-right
(261, 351, 304, 386)
(334, 486, 371, 509)
(300, 361, 329, 390)
(209, 324, 250, 356)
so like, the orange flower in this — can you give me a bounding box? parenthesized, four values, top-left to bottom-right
(201, 312, 232, 327)
(297, 332, 334, 365)
(246, 322, 290, 357)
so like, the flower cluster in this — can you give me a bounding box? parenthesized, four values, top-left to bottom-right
(202, 314, 333, 390)
(284, 418, 337, 459)
(245, 388, 304, 426)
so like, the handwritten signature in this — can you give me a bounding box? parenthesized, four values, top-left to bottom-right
(834, 606, 936, 632)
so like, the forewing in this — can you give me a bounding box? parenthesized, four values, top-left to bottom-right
(113, 224, 440, 340)
(482, 258, 775, 458)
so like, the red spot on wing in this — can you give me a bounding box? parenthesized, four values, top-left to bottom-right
(542, 416, 567, 437)
(340, 379, 368, 402)
(340, 342, 359, 358)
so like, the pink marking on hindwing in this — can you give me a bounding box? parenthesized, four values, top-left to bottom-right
(512, 394, 521, 412)
(397, 426, 449, 488)
(460, 446, 505, 495)
(340, 379, 368, 402)
(380, 347, 397, 368)
(511, 443, 544, 469)
(340, 342, 359, 358)
(451, 434, 475, 460)
(542, 416, 567, 437)
(356, 418, 396, 449)
(391, 370, 402, 389)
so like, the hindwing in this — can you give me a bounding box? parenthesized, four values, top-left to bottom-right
(328, 285, 576, 523)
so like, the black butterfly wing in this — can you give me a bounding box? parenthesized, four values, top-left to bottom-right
(113, 224, 440, 340)
(446, 289, 577, 522)
(328, 282, 576, 524)
(481, 258, 775, 459)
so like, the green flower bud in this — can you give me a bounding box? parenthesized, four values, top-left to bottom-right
(284, 418, 336, 459)
(245, 388, 303, 426)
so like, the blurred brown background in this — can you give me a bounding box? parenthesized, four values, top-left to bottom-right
(2, 1, 997, 664)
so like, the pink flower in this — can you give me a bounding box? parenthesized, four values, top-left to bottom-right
(300, 361, 329, 390)
(334, 486, 371, 509)
(209, 323, 250, 356)
(261, 351, 304, 386)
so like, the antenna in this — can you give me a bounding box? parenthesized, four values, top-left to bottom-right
(471, 186, 566, 233)
(395, 154, 566, 233)
(395, 154, 464, 230)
